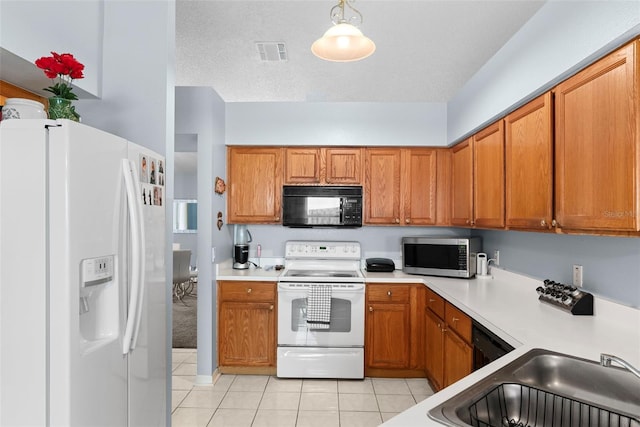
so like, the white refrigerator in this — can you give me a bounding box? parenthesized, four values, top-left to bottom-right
(0, 119, 167, 426)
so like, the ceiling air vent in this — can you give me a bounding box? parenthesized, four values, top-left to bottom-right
(256, 42, 288, 62)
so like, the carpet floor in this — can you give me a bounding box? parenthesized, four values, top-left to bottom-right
(172, 291, 197, 349)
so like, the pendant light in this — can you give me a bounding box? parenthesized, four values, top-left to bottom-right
(311, 0, 375, 62)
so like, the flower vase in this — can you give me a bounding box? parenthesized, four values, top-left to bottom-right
(48, 97, 80, 122)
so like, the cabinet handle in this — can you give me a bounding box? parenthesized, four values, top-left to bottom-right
(465, 219, 470, 225)
(369, 306, 373, 312)
(395, 218, 400, 224)
(275, 216, 281, 221)
(540, 219, 546, 227)
(429, 298, 436, 303)
(405, 218, 410, 224)
(452, 317, 458, 323)
(269, 305, 274, 311)
(441, 327, 447, 333)
(387, 290, 392, 296)
(471, 220, 475, 226)
(247, 288, 252, 294)
(551, 219, 558, 228)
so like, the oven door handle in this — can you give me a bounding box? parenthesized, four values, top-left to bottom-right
(277, 283, 365, 292)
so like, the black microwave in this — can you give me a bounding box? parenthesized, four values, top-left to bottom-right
(282, 185, 362, 227)
(402, 236, 482, 278)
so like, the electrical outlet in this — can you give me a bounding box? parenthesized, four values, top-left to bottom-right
(573, 264, 583, 287)
(493, 250, 500, 266)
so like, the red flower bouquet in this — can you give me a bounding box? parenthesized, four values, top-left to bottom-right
(35, 52, 85, 100)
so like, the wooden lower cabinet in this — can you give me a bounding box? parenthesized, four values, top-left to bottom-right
(424, 308, 445, 390)
(424, 289, 473, 391)
(366, 302, 411, 369)
(443, 326, 473, 386)
(365, 283, 425, 377)
(217, 281, 276, 374)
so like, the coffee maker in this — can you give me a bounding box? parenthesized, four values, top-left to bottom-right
(233, 225, 252, 269)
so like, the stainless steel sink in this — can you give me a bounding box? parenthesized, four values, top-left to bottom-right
(428, 348, 640, 427)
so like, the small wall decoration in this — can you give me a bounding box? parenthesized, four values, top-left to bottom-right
(216, 211, 224, 230)
(214, 177, 226, 195)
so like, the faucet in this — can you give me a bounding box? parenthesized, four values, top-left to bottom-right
(600, 353, 640, 380)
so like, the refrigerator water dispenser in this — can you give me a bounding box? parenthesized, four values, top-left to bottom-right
(79, 256, 119, 354)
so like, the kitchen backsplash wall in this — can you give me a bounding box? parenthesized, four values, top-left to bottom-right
(474, 229, 640, 309)
(237, 225, 639, 309)
(237, 225, 469, 266)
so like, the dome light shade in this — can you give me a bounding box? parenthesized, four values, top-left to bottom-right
(311, 23, 376, 62)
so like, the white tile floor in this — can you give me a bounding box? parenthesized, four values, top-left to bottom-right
(172, 349, 434, 427)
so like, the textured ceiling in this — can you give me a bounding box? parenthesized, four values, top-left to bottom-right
(176, 0, 545, 103)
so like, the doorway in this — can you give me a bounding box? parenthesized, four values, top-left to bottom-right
(172, 134, 198, 349)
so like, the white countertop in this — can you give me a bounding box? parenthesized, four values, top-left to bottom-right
(214, 260, 640, 426)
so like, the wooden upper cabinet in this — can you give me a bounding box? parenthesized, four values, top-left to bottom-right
(227, 147, 283, 224)
(365, 148, 437, 225)
(284, 147, 362, 184)
(403, 148, 437, 225)
(0, 81, 47, 106)
(473, 120, 505, 228)
(365, 148, 402, 224)
(555, 40, 640, 232)
(450, 139, 474, 226)
(285, 148, 321, 183)
(325, 147, 362, 184)
(436, 149, 452, 226)
(505, 92, 554, 230)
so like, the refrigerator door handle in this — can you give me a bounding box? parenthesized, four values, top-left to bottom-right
(121, 159, 145, 355)
(129, 159, 146, 350)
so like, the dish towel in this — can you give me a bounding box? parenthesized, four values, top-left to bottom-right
(307, 284, 332, 329)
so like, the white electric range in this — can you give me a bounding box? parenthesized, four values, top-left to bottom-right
(277, 241, 365, 379)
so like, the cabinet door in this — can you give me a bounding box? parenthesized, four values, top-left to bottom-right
(365, 149, 402, 224)
(436, 149, 452, 226)
(325, 148, 363, 184)
(473, 121, 505, 228)
(218, 301, 275, 367)
(425, 309, 445, 391)
(443, 329, 473, 387)
(450, 139, 474, 226)
(227, 147, 283, 223)
(403, 148, 437, 225)
(505, 92, 553, 230)
(285, 148, 320, 184)
(555, 40, 639, 231)
(366, 302, 410, 369)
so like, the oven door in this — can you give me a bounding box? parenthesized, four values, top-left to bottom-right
(277, 282, 365, 347)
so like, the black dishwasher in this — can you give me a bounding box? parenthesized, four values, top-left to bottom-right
(472, 321, 515, 370)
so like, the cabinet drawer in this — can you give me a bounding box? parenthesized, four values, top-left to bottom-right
(367, 284, 410, 303)
(219, 281, 275, 302)
(445, 302, 472, 343)
(425, 288, 445, 318)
